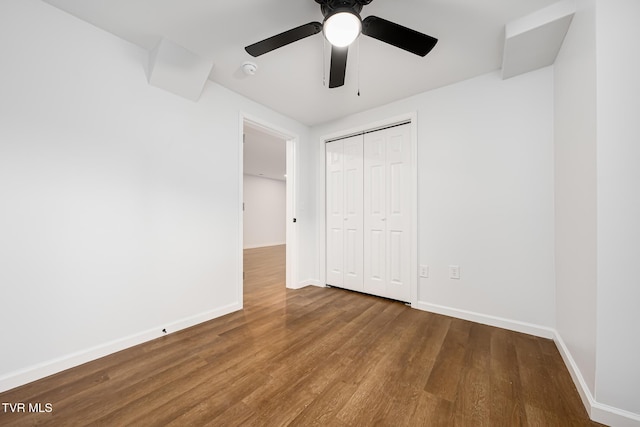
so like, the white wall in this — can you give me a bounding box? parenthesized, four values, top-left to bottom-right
(553, 0, 598, 399)
(595, 0, 640, 416)
(243, 175, 286, 248)
(554, 0, 640, 421)
(0, 0, 309, 391)
(312, 67, 556, 332)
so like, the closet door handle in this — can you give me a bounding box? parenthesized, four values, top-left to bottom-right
(381, 218, 386, 221)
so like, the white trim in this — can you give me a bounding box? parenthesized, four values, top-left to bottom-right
(238, 113, 245, 308)
(554, 332, 640, 427)
(243, 242, 286, 250)
(414, 300, 640, 426)
(286, 138, 296, 289)
(299, 279, 324, 288)
(414, 301, 555, 339)
(591, 403, 640, 427)
(240, 112, 300, 292)
(319, 113, 417, 143)
(317, 112, 418, 301)
(553, 331, 594, 417)
(317, 131, 326, 287)
(243, 118, 293, 141)
(0, 302, 240, 393)
(289, 279, 324, 290)
(409, 112, 418, 307)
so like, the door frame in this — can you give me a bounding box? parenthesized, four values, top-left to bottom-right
(317, 112, 419, 306)
(239, 113, 299, 302)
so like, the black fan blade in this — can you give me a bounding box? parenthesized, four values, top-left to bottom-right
(245, 22, 322, 57)
(329, 46, 348, 88)
(362, 16, 438, 57)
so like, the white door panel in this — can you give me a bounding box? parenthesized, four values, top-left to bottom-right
(326, 140, 344, 287)
(363, 131, 386, 296)
(327, 123, 411, 301)
(343, 135, 364, 291)
(326, 135, 363, 291)
(364, 124, 411, 301)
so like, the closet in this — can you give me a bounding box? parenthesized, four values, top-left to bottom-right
(326, 122, 412, 302)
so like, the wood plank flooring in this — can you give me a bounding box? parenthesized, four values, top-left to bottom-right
(0, 245, 604, 426)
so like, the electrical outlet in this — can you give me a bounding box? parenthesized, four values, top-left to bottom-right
(419, 265, 429, 278)
(449, 265, 461, 280)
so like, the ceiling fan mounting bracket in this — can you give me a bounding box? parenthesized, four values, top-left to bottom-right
(315, 0, 370, 18)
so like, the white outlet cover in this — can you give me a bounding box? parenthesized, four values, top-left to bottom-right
(449, 265, 461, 280)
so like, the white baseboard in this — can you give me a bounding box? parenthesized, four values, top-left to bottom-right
(552, 331, 595, 419)
(591, 402, 640, 427)
(414, 300, 640, 426)
(243, 242, 286, 249)
(414, 301, 555, 338)
(553, 332, 640, 427)
(305, 279, 325, 288)
(289, 279, 324, 289)
(0, 302, 241, 394)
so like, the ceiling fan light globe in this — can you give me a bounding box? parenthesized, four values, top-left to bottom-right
(324, 12, 361, 47)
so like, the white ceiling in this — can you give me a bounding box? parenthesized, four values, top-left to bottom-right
(243, 124, 287, 182)
(43, 0, 561, 126)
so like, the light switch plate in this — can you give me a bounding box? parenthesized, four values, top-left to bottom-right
(449, 265, 461, 280)
(419, 265, 429, 278)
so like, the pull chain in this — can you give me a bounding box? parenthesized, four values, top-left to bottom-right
(322, 36, 326, 87)
(357, 37, 361, 96)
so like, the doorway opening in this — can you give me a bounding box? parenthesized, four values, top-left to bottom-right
(241, 116, 298, 294)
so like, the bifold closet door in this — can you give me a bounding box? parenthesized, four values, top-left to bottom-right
(325, 135, 364, 291)
(363, 124, 411, 302)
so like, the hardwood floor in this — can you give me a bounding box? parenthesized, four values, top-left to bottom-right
(0, 244, 603, 426)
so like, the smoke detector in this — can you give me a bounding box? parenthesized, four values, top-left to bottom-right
(242, 61, 258, 75)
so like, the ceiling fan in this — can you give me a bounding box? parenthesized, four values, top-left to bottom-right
(245, 0, 438, 88)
